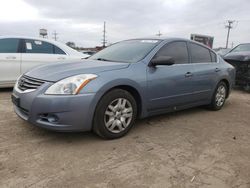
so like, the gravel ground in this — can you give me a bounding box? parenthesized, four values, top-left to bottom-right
(0, 88, 250, 188)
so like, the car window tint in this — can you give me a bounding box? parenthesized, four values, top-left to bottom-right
(25, 39, 54, 54)
(54, 45, 66, 55)
(89, 39, 161, 63)
(0, 38, 19, 53)
(190, 43, 212, 63)
(210, 51, 217, 62)
(155, 41, 189, 64)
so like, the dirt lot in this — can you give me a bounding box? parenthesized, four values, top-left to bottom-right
(0, 89, 250, 188)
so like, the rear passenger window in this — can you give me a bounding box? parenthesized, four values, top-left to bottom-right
(190, 43, 212, 63)
(0, 38, 19, 53)
(25, 39, 54, 54)
(54, 45, 66, 55)
(155, 41, 189, 64)
(210, 51, 217, 62)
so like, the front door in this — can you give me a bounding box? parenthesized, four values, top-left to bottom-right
(21, 39, 67, 74)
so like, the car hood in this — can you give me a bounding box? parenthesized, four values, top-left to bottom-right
(25, 60, 130, 82)
(224, 51, 250, 62)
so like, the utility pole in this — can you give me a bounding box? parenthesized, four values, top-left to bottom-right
(102, 21, 107, 48)
(225, 20, 235, 48)
(52, 30, 58, 41)
(156, 31, 162, 37)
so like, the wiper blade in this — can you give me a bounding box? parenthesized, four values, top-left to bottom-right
(94, 58, 129, 63)
(95, 58, 112, 61)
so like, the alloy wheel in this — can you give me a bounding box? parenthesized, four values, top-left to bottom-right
(104, 98, 133, 133)
(215, 85, 226, 107)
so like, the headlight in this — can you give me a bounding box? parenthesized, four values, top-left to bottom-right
(45, 74, 97, 95)
(14, 75, 22, 90)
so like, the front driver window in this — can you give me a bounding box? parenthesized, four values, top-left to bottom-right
(154, 41, 189, 64)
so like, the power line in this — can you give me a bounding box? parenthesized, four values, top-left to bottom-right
(52, 30, 58, 41)
(225, 20, 235, 48)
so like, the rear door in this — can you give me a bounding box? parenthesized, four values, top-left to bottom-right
(147, 41, 196, 111)
(21, 39, 67, 74)
(0, 38, 21, 86)
(188, 42, 220, 101)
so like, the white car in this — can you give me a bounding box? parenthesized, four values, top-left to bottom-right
(0, 36, 89, 88)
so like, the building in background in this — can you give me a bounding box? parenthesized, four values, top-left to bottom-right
(191, 34, 214, 48)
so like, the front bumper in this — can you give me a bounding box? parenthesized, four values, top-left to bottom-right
(226, 60, 250, 86)
(12, 82, 96, 132)
(235, 75, 250, 86)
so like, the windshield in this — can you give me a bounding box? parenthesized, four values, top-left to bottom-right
(231, 44, 250, 53)
(89, 39, 161, 63)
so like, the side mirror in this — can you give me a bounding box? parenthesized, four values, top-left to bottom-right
(149, 56, 175, 66)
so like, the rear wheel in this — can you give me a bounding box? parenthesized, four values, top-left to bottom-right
(209, 81, 228, 110)
(93, 89, 137, 139)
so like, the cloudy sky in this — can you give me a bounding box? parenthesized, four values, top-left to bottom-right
(0, 0, 249, 48)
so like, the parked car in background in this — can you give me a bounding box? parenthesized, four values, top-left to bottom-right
(0, 36, 89, 88)
(223, 43, 250, 90)
(81, 50, 96, 56)
(216, 48, 231, 57)
(12, 38, 235, 139)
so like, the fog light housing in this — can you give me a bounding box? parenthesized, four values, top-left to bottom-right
(40, 114, 59, 123)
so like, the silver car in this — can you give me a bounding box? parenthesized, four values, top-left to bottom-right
(12, 38, 235, 139)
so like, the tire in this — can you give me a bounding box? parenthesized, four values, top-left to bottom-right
(93, 89, 137, 139)
(209, 81, 228, 111)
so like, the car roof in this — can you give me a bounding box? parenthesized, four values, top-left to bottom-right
(0, 35, 55, 42)
(129, 36, 188, 41)
(0, 35, 67, 47)
(125, 36, 213, 46)
(235, 43, 250, 45)
(123, 37, 215, 51)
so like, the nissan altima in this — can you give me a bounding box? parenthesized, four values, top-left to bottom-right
(12, 38, 235, 139)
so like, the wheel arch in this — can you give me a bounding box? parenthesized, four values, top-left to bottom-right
(219, 78, 230, 98)
(108, 85, 142, 117)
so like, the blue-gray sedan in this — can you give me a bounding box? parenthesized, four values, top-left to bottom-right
(12, 38, 235, 139)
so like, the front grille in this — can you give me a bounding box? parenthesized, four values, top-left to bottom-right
(18, 75, 45, 91)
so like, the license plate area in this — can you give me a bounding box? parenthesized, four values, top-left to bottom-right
(11, 94, 20, 107)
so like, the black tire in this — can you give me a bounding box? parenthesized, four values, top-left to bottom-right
(93, 89, 137, 139)
(209, 81, 228, 111)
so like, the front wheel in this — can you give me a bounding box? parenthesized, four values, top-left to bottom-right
(209, 81, 228, 111)
(93, 89, 137, 139)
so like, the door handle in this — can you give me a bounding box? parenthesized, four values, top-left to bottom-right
(58, 57, 65, 60)
(6, 56, 16, 60)
(185, 72, 193, 77)
(215, 68, 221, 72)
